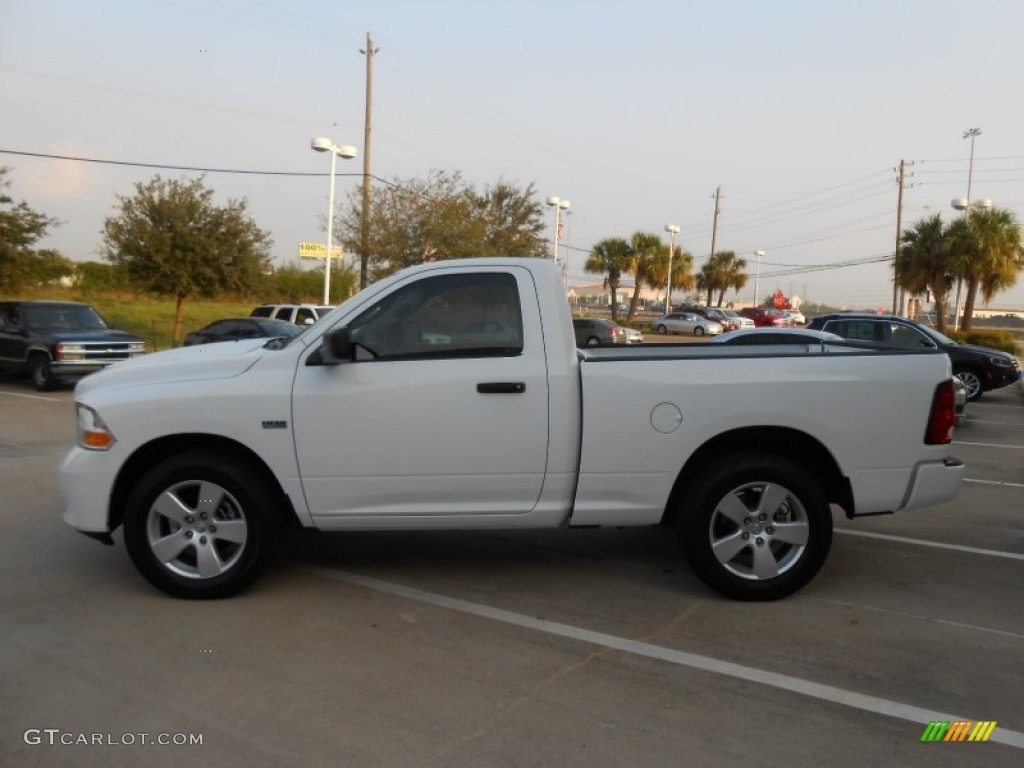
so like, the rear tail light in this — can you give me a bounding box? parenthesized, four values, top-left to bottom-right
(611, 328, 622, 335)
(924, 379, 956, 444)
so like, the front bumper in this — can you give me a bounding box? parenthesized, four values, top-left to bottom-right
(58, 446, 119, 533)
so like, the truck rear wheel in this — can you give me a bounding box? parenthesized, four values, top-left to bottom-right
(678, 453, 832, 600)
(123, 451, 278, 598)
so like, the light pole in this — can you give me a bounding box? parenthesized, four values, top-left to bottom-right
(664, 225, 680, 310)
(311, 137, 357, 305)
(950, 127, 984, 331)
(546, 196, 570, 263)
(753, 250, 765, 306)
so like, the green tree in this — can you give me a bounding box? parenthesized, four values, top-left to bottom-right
(339, 171, 547, 279)
(696, 251, 747, 306)
(584, 237, 632, 321)
(646, 243, 695, 310)
(896, 214, 954, 332)
(102, 175, 272, 345)
(712, 251, 748, 306)
(624, 232, 665, 320)
(0, 166, 62, 291)
(949, 207, 1023, 330)
(267, 262, 356, 303)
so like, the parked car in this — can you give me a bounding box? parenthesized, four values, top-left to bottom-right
(184, 318, 303, 346)
(708, 328, 844, 346)
(739, 307, 792, 328)
(807, 313, 1021, 400)
(722, 309, 755, 330)
(59, 257, 964, 601)
(653, 312, 723, 336)
(621, 325, 644, 344)
(572, 318, 628, 346)
(0, 300, 146, 391)
(783, 309, 807, 325)
(680, 306, 740, 332)
(251, 304, 333, 326)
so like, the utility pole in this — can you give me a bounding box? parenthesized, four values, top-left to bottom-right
(359, 32, 379, 290)
(892, 159, 906, 316)
(709, 185, 722, 260)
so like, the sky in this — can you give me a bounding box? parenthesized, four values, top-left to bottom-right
(3, 0, 1024, 310)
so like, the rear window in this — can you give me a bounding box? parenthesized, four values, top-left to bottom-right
(250, 306, 273, 318)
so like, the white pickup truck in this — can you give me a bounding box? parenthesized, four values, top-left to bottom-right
(59, 258, 964, 601)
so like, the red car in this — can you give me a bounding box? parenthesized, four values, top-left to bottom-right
(738, 307, 792, 328)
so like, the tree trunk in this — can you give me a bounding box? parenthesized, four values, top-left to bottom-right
(933, 294, 949, 333)
(961, 277, 980, 331)
(173, 294, 186, 347)
(608, 281, 618, 322)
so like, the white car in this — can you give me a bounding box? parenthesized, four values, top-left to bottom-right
(783, 309, 806, 325)
(653, 312, 723, 336)
(251, 304, 334, 326)
(723, 309, 755, 330)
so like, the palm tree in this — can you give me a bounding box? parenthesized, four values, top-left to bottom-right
(696, 251, 748, 306)
(625, 232, 664, 320)
(712, 251, 748, 306)
(585, 237, 632, 322)
(896, 214, 953, 332)
(955, 207, 1023, 330)
(646, 246, 695, 310)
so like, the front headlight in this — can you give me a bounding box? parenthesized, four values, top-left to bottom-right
(76, 404, 116, 450)
(128, 341, 147, 357)
(56, 342, 86, 361)
(988, 355, 1014, 368)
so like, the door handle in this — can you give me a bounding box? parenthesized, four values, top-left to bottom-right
(476, 382, 526, 394)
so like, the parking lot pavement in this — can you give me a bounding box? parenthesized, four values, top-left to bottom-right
(1, 380, 1022, 766)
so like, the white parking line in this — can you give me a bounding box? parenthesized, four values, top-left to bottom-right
(835, 529, 1024, 560)
(965, 478, 1024, 489)
(954, 440, 1024, 450)
(0, 390, 61, 402)
(297, 564, 1024, 750)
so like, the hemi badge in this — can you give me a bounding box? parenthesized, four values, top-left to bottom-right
(261, 420, 288, 429)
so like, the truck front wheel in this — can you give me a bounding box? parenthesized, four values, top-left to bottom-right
(123, 451, 279, 599)
(678, 453, 832, 600)
(30, 354, 58, 391)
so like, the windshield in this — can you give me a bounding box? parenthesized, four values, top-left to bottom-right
(23, 304, 108, 331)
(918, 324, 957, 346)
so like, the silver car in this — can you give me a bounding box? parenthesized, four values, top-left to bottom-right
(653, 312, 723, 336)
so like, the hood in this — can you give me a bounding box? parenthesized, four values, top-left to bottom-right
(959, 343, 1017, 363)
(47, 328, 144, 343)
(74, 338, 269, 397)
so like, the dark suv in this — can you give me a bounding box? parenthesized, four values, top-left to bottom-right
(0, 301, 146, 391)
(807, 313, 1020, 401)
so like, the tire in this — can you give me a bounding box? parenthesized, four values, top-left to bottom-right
(954, 368, 983, 401)
(122, 451, 279, 598)
(657, 325, 668, 335)
(678, 453, 833, 601)
(694, 326, 706, 337)
(30, 354, 59, 392)
(586, 336, 601, 347)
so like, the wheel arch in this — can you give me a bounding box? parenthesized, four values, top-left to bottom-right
(109, 433, 298, 532)
(663, 426, 854, 524)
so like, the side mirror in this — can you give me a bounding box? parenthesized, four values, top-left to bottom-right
(319, 326, 354, 365)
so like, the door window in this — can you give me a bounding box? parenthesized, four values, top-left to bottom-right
(349, 273, 523, 360)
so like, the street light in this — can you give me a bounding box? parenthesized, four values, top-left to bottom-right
(664, 225, 680, 310)
(546, 196, 570, 262)
(311, 137, 358, 305)
(753, 250, 765, 306)
(949, 127, 985, 330)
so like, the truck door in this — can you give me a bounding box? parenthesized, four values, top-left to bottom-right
(290, 266, 550, 522)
